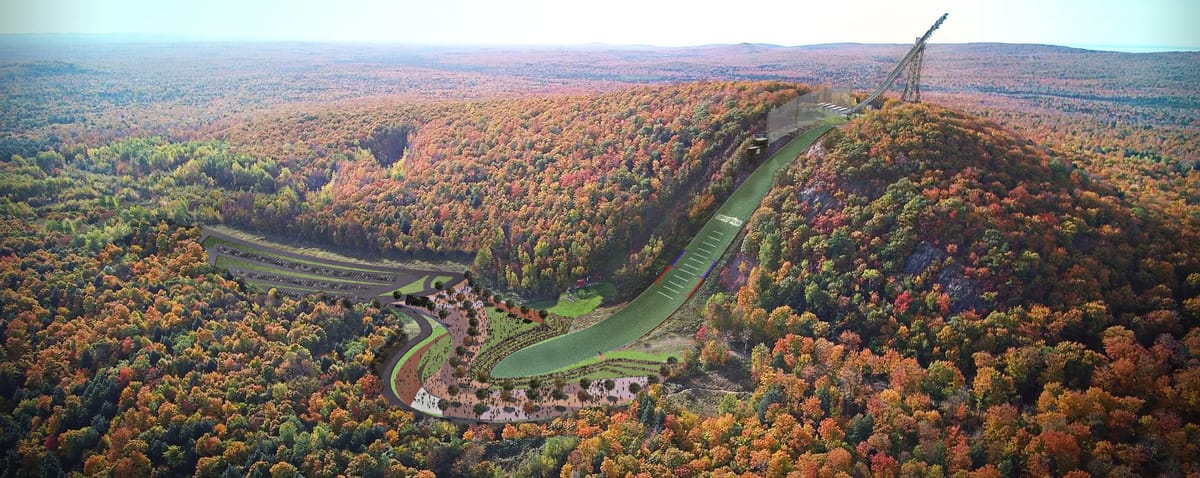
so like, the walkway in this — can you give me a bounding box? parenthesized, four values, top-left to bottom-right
(380, 307, 433, 407)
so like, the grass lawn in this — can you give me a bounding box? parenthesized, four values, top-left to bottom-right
(537, 349, 674, 376)
(388, 275, 431, 296)
(417, 333, 452, 382)
(490, 124, 837, 378)
(530, 282, 616, 318)
(574, 361, 663, 382)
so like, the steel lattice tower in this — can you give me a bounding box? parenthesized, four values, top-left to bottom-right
(901, 38, 925, 103)
(846, 13, 946, 115)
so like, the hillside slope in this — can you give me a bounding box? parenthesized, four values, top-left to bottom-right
(559, 102, 1200, 476)
(212, 82, 801, 293)
(734, 102, 1198, 352)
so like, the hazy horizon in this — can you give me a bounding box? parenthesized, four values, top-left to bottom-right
(1, 32, 1197, 55)
(2, 0, 1197, 52)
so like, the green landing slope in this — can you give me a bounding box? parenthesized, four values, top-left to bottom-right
(491, 123, 837, 378)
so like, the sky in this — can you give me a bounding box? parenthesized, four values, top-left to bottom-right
(1, 0, 1198, 51)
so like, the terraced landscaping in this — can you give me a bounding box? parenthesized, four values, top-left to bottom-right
(215, 255, 382, 286)
(202, 227, 461, 300)
(480, 307, 541, 358)
(205, 236, 387, 273)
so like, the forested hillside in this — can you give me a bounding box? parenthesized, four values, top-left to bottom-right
(3, 37, 1198, 476)
(210, 82, 799, 293)
(1, 80, 801, 296)
(552, 102, 1200, 476)
(0, 197, 461, 474)
(0, 147, 581, 474)
(0, 80, 798, 475)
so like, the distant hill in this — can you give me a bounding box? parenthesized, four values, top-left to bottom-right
(4, 38, 1193, 167)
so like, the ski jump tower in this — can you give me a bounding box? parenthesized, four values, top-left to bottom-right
(765, 14, 948, 140)
(847, 13, 948, 114)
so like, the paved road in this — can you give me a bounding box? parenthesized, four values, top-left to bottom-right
(379, 307, 433, 407)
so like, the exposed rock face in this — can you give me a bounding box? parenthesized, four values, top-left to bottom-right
(799, 186, 839, 221)
(936, 265, 984, 313)
(904, 242, 947, 276)
(904, 241, 983, 314)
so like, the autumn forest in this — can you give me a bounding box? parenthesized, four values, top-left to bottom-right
(1, 37, 1199, 477)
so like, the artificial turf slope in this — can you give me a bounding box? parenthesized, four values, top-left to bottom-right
(490, 123, 836, 378)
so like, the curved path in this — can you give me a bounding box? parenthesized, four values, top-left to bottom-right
(380, 307, 433, 407)
(491, 123, 837, 378)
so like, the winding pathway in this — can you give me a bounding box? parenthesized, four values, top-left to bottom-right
(380, 307, 433, 407)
